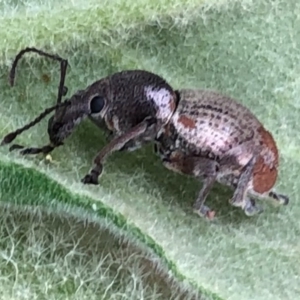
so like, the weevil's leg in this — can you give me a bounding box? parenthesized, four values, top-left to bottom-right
(217, 172, 263, 216)
(81, 117, 156, 185)
(153, 143, 159, 155)
(229, 154, 259, 209)
(193, 174, 217, 219)
(268, 191, 289, 206)
(219, 138, 261, 210)
(162, 154, 219, 220)
(118, 139, 140, 152)
(119, 120, 157, 152)
(244, 197, 263, 216)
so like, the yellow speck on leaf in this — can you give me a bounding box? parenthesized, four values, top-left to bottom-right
(45, 154, 52, 162)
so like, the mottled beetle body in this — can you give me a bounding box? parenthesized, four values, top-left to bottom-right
(155, 89, 289, 218)
(1, 48, 289, 219)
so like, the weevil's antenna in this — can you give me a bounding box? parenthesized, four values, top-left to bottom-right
(0, 100, 71, 147)
(9, 144, 56, 155)
(9, 47, 69, 104)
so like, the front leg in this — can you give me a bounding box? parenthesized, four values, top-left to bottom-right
(162, 153, 219, 220)
(81, 118, 155, 185)
(118, 139, 142, 152)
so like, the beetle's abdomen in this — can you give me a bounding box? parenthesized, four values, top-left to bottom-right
(252, 126, 279, 194)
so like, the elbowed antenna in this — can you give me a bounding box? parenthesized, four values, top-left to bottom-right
(1, 47, 72, 155)
(9, 144, 56, 155)
(9, 47, 69, 104)
(0, 100, 70, 149)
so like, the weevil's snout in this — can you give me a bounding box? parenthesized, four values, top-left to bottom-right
(47, 92, 106, 145)
(46, 97, 84, 145)
(47, 110, 84, 146)
(47, 115, 64, 146)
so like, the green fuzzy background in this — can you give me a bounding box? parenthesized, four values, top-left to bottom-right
(0, 0, 299, 299)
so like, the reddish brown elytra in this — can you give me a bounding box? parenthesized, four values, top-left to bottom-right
(154, 89, 289, 219)
(0, 47, 178, 185)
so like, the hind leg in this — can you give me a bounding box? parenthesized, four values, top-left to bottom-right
(162, 153, 219, 219)
(268, 191, 289, 206)
(243, 197, 264, 216)
(242, 189, 289, 217)
(219, 173, 263, 216)
(218, 140, 260, 211)
(228, 153, 259, 211)
(192, 174, 217, 219)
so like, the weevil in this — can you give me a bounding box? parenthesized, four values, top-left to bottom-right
(154, 89, 289, 219)
(0, 47, 178, 184)
(0, 48, 289, 220)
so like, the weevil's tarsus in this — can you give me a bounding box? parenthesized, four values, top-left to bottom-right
(268, 191, 289, 206)
(82, 117, 156, 185)
(193, 205, 216, 220)
(9, 47, 69, 104)
(193, 175, 217, 213)
(81, 168, 103, 186)
(244, 197, 263, 216)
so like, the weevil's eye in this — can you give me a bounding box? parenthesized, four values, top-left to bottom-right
(90, 95, 105, 114)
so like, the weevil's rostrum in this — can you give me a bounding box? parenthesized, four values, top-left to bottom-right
(155, 89, 289, 218)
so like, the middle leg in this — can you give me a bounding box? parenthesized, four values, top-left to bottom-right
(162, 153, 219, 219)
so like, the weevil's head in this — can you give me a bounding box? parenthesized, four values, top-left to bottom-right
(47, 79, 109, 146)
